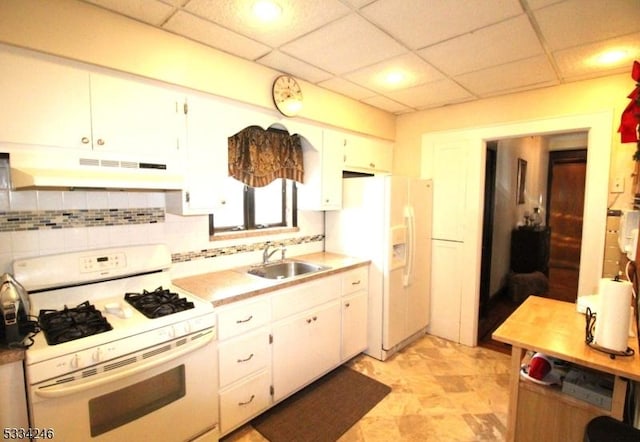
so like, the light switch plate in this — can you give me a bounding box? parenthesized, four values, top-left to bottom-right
(612, 176, 624, 193)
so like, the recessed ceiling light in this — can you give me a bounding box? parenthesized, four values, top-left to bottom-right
(384, 71, 406, 85)
(593, 48, 629, 66)
(253, 1, 282, 22)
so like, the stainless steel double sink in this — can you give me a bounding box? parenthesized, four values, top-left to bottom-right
(244, 260, 330, 280)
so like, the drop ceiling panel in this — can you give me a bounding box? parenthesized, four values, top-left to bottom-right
(418, 15, 544, 76)
(533, 0, 640, 50)
(164, 10, 271, 60)
(360, 0, 523, 49)
(456, 55, 557, 96)
(280, 14, 407, 75)
(345, 53, 444, 93)
(386, 79, 474, 109)
(184, 0, 350, 47)
(84, 0, 175, 25)
(318, 77, 377, 100)
(554, 32, 640, 81)
(361, 95, 412, 114)
(257, 50, 333, 83)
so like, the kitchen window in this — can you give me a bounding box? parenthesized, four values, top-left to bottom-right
(209, 177, 297, 235)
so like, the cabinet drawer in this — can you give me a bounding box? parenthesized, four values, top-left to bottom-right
(217, 297, 271, 341)
(271, 275, 340, 321)
(219, 370, 271, 435)
(341, 266, 368, 295)
(218, 328, 270, 388)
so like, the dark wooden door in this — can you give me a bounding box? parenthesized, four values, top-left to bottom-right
(546, 149, 586, 302)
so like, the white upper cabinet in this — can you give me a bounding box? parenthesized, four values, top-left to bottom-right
(296, 128, 342, 211)
(166, 93, 228, 215)
(88, 72, 183, 161)
(0, 47, 183, 164)
(333, 131, 393, 174)
(0, 48, 92, 149)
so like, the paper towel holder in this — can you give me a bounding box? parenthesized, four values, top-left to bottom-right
(585, 306, 635, 359)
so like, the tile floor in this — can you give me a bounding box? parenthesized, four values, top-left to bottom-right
(222, 334, 511, 442)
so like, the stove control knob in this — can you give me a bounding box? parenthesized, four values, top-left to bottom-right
(93, 348, 103, 363)
(70, 354, 83, 369)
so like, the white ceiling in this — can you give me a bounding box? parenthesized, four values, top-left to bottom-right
(81, 0, 640, 115)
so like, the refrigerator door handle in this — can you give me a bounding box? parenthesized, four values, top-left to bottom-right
(403, 206, 415, 287)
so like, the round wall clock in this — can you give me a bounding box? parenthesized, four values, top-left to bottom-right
(272, 75, 303, 117)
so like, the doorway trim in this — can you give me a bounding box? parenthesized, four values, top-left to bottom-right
(421, 110, 613, 346)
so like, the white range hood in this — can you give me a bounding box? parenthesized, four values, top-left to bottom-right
(11, 166, 184, 190)
(7, 147, 184, 191)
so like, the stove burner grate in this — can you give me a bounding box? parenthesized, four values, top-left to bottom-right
(39, 301, 113, 345)
(124, 286, 194, 319)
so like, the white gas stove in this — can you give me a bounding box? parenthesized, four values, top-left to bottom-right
(15, 244, 219, 442)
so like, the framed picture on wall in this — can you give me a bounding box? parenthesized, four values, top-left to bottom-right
(517, 158, 527, 205)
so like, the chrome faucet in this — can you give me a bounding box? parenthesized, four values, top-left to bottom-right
(262, 243, 281, 265)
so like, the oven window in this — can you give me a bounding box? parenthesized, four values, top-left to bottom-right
(89, 365, 186, 437)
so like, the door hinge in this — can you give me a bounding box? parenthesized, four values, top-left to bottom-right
(270, 385, 274, 396)
(185, 191, 190, 203)
(269, 334, 273, 344)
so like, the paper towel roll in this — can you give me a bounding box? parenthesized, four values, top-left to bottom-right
(594, 278, 632, 352)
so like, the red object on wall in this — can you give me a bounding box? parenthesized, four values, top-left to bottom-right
(619, 60, 640, 143)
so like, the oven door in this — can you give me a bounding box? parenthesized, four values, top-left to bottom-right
(27, 332, 218, 442)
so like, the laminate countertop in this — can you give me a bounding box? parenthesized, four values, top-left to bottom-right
(172, 252, 370, 307)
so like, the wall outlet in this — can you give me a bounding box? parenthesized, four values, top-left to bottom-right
(612, 176, 624, 193)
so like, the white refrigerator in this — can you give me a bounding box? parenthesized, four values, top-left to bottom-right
(325, 175, 433, 361)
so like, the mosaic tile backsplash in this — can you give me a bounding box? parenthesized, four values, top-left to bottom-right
(0, 208, 164, 231)
(171, 234, 324, 263)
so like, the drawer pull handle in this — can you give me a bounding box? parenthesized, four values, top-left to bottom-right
(352, 280, 361, 285)
(237, 353, 254, 363)
(238, 394, 255, 406)
(345, 302, 351, 308)
(236, 315, 253, 324)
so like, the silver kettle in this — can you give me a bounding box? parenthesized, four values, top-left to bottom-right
(0, 273, 30, 344)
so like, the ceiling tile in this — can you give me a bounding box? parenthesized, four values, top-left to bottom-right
(361, 95, 412, 114)
(385, 79, 474, 109)
(318, 77, 376, 100)
(280, 14, 407, 75)
(184, 0, 350, 47)
(553, 32, 640, 81)
(360, 0, 523, 49)
(345, 53, 444, 93)
(163, 10, 271, 60)
(82, 0, 175, 25)
(257, 50, 333, 83)
(533, 0, 640, 51)
(455, 55, 558, 96)
(418, 15, 544, 76)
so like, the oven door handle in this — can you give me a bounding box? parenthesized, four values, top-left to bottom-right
(34, 332, 214, 399)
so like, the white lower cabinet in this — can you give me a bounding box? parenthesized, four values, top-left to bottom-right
(215, 265, 369, 437)
(219, 370, 272, 435)
(341, 291, 368, 360)
(272, 301, 341, 402)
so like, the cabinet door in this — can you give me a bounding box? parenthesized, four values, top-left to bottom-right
(90, 72, 182, 160)
(0, 48, 91, 149)
(430, 141, 468, 242)
(320, 136, 343, 208)
(429, 239, 463, 342)
(341, 132, 392, 174)
(341, 291, 368, 361)
(272, 301, 341, 401)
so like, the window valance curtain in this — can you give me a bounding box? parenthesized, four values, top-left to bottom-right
(228, 125, 304, 187)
